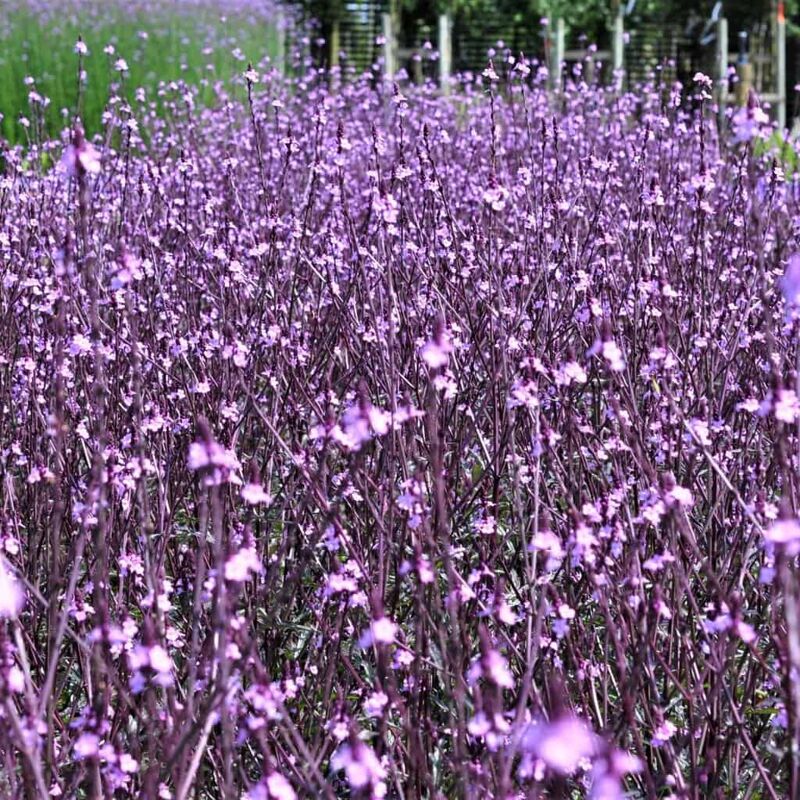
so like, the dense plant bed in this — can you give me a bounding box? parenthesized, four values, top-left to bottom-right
(0, 60, 799, 798)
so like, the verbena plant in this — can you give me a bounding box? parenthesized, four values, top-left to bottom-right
(1, 45, 800, 800)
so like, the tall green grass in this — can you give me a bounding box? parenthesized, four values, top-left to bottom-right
(0, 1, 285, 145)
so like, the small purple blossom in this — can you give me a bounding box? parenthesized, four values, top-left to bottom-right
(732, 90, 770, 142)
(187, 423, 241, 486)
(0, 557, 24, 619)
(359, 616, 397, 648)
(224, 546, 262, 582)
(61, 131, 101, 178)
(763, 518, 800, 554)
(650, 719, 677, 747)
(330, 739, 387, 795)
(521, 716, 599, 774)
(782, 253, 800, 313)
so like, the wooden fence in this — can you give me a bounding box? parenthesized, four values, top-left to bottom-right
(282, 1, 790, 129)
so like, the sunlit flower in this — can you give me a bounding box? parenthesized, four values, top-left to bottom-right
(224, 546, 262, 582)
(241, 483, 272, 505)
(245, 772, 297, 800)
(782, 254, 800, 312)
(732, 90, 770, 142)
(73, 733, 101, 760)
(651, 719, 677, 747)
(331, 740, 386, 793)
(187, 425, 241, 486)
(359, 616, 397, 648)
(764, 518, 800, 554)
(61, 137, 101, 178)
(0, 557, 25, 619)
(420, 325, 452, 369)
(521, 716, 599, 774)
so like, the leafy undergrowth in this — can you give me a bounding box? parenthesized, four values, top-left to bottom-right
(1, 57, 800, 799)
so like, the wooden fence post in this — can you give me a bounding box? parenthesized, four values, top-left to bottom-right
(329, 19, 341, 70)
(438, 13, 453, 95)
(382, 13, 397, 80)
(612, 7, 624, 74)
(735, 31, 753, 106)
(550, 17, 565, 89)
(716, 17, 728, 126)
(777, 2, 787, 130)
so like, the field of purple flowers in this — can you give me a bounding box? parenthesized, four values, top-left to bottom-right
(1, 38, 800, 799)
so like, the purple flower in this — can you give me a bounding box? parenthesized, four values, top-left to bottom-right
(364, 691, 389, 718)
(73, 732, 101, 761)
(128, 643, 173, 692)
(486, 649, 514, 687)
(666, 485, 693, 508)
(0, 557, 24, 619)
(774, 389, 800, 423)
(483, 183, 509, 211)
(245, 773, 297, 800)
(650, 719, 677, 747)
(375, 193, 399, 225)
(187, 424, 241, 486)
(359, 616, 397, 648)
(521, 716, 600, 774)
(224, 546, 262, 582)
(732, 90, 770, 142)
(241, 482, 272, 505)
(589, 750, 642, 799)
(693, 72, 713, 89)
(764, 518, 800, 554)
(420, 323, 452, 369)
(781, 254, 800, 310)
(61, 132, 101, 178)
(330, 740, 387, 794)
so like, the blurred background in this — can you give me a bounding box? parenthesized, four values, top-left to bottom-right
(298, 0, 800, 124)
(2, 0, 799, 146)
